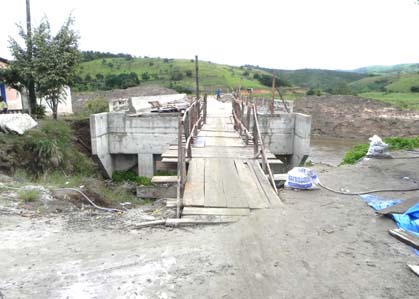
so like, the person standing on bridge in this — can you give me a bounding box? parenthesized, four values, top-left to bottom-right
(216, 88, 222, 100)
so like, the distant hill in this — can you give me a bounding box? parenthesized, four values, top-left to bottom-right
(75, 55, 272, 93)
(354, 63, 419, 75)
(245, 66, 369, 91)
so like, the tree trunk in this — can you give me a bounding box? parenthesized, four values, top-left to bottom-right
(52, 100, 58, 120)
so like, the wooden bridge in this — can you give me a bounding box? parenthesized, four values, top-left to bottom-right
(161, 96, 282, 218)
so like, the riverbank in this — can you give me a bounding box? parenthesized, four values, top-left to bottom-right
(1, 151, 419, 298)
(294, 95, 419, 138)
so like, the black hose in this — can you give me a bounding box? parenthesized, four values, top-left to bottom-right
(318, 181, 419, 196)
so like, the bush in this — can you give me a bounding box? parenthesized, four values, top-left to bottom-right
(306, 88, 315, 95)
(411, 86, 419, 93)
(141, 72, 150, 81)
(185, 70, 193, 77)
(86, 97, 108, 114)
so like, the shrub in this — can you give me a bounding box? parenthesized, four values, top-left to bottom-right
(141, 72, 150, 81)
(86, 97, 108, 114)
(185, 70, 193, 77)
(411, 86, 419, 93)
(306, 88, 315, 95)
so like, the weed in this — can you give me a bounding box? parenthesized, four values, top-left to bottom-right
(19, 189, 40, 202)
(341, 143, 369, 165)
(112, 170, 152, 186)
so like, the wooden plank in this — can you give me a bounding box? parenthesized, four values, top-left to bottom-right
(151, 176, 177, 184)
(273, 174, 288, 181)
(204, 158, 227, 207)
(221, 159, 249, 208)
(248, 160, 280, 204)
(378, 197, 419, 215)
(183, 159, 205, 206)
(234, 159, 269, 209)
(389, 228, 419, 250)
(182, 207, 250, 216)
(161, 157, 190, 163)
(204, 136, 244, 147)
(137, 185, 177, 199)
(407, 265, 419, 277)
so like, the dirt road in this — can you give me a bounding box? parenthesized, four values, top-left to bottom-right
(1, 155, 419, 298)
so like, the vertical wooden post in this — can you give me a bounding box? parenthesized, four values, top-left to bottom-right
(245, 105, 251, 145)
(203, 93, 207, 124)
(177, 118, 183, 218)
(253, 106, 258, 156)
(195, 55, 200, 101)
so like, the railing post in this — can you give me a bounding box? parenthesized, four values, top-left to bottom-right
(203, 93, 207, 124)
(177, 117, 183, 218)
(253, 106, 258, 157)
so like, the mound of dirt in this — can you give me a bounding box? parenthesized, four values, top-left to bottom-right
(72, 85, 178, 113)
(294, 95, 419, 138)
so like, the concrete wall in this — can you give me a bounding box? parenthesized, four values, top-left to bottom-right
(90, 112, 179, 178)
(248, 112, 311, 168)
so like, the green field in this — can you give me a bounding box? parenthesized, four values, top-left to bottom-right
(359, 92, 419, 110)
(77, 57, 269, 93)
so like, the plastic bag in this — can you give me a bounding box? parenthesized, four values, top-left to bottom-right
(285, 167, 319, 189)
(366, 135, 391, 158)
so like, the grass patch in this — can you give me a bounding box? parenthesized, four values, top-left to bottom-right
(341, 136, 419, 165)
(18, 189, 40, 202)
(359, 92, 419, 110)
(341, 143, 369, 165)
(112, 170, 152, 186)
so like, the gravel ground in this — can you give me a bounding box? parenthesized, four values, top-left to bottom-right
(1, 153, 419, 298)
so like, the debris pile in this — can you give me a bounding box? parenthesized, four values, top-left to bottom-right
(0, 114, 37, 135)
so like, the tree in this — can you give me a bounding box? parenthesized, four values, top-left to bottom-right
(8, 17, 79, 119)
(31, 17, 80, 119)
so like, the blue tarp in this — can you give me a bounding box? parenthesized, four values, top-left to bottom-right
(360, 194, 419, 254)
(392, 202, 419, 237)
(359, 194, 402, 211)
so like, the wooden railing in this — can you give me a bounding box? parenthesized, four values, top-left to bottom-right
(176, 94, 207, 217)
(232, 96, 278, 194)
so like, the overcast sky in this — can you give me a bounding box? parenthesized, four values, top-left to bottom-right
(1, 0, 419, 70)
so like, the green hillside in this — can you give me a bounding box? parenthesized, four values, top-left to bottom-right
(75, 56, 270, 93)
(350, 73, 419, 93)
(354, 63, 419, 75)
(246, 66, 369, 91)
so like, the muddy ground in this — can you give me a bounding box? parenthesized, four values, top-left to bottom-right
(1, 152, 419, 298)
(294, 95, 419, 138)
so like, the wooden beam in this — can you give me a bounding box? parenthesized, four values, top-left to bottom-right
(182, 207, 250, 216)
(389, 228, 419, 250)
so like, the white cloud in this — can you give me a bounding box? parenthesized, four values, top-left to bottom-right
(1, 0, 418, 69)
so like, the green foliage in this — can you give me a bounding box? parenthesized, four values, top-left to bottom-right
(341, 137, 419, 165)
(306, 88, 315, 95)
(256, 74, 291, 88)
(18, 189, 40, 202)
(141, 72, 150, 81)
(341, 143, 369, 165)
(2, 119, 98, 178)
(31, 17, 80, 119)
(33, 104, 46, 119)
(359, 92, 419, 110)
(248, 66, 368, 90)
(81, 51, 132, 62)
(85, 97, 109, 114)
(383, 136, 419, 150)
(112, 171, 152, 185)
(354, 63, 419, 75)
(411, 86, 419, 93)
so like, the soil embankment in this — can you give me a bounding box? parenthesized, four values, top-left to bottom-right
(294, 95, 419, 138)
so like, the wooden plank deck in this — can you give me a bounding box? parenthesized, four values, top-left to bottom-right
(178, 97, 280, 214)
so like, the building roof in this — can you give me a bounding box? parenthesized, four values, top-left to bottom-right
(0, 57, 9, 64)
